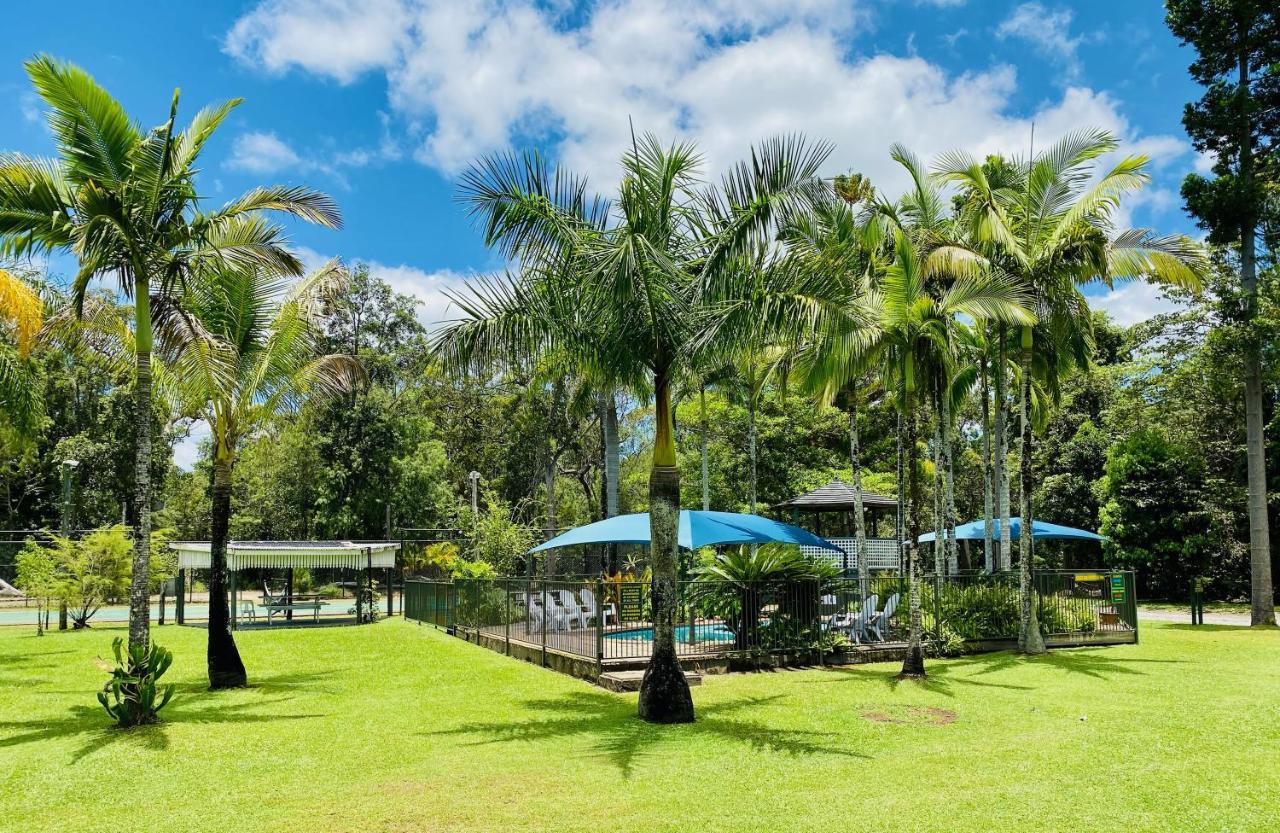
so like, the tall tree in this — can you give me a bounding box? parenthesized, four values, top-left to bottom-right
(0, 56, 339, 651)
(1166, 0, 1279, 626)
(437, 135, 840, 721)
(940, 130, 1208, 652)
(164, 260, 361, 687)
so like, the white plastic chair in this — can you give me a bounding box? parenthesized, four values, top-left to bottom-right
(578, 588, 615, 626)
(549, 591, 584, 629)
(533, 596, 569, 631)
(868, 593, 900, 641)
(848, 594, 878, 643)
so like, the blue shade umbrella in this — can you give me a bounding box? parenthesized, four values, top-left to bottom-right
(529, 510, 843, 553)
(918, 518, 1105, 543)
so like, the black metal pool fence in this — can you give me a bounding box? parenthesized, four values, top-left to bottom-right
(404, 569, 1138, 664)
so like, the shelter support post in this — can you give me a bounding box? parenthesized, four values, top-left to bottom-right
(286, 567, 294, 622)
(387, 568, 394, 618)
(176, 569, 185, 625)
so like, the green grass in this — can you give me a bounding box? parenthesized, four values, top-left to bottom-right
(2, 619, 1278, 833)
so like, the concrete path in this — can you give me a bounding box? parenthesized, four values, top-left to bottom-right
(1139, 606, 1278, 627)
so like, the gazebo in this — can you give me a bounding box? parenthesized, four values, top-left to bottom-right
(773, 480, 901, 573)
(169, 540, 400, 628)
(774, 480, 898, 537)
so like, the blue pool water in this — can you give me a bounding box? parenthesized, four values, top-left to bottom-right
(608, 623, 735, 642)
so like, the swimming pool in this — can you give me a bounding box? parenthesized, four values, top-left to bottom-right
(607, 623, 735, 642)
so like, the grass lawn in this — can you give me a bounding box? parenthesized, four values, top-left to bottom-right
(1141, 600, 1252, 615)
(2, 619, 1278, 833)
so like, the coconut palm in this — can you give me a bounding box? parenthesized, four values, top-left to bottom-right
(161, 260, 361, 687)
(0, 268, 44, 436)
(937, 129, 1207, 653)
(0, 56, 340, 651)
(436, 134, 839, 722)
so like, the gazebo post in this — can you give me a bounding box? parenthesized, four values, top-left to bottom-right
(286, 567, 294, 622)
(176, 568, 185, 625)
(386, 567, 394, 618)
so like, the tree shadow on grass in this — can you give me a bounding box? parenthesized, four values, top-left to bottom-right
(0, 693, 327, 763)
(424, 689, 866, 779)
(817, 659, 1036, 699)
(943, 647, 1181, 682)
(0, 649, 80, 688)
(171, 667, 347, 696)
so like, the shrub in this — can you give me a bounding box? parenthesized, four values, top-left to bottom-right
(97, 637, 176, 727)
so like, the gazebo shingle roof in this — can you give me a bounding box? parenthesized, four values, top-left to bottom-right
(774, 479, 898, 511)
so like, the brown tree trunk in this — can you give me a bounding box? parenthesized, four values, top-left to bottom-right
(1238, 49, 1275, 627)
(638, 368, 694, 723)
(1019, 330, 1045, 654)
(128, 274, 153, 653)
(208, 454, 248, 688)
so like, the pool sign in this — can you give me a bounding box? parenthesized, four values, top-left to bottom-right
(620, 584, 644, 623)
(1110, 574, 1126, 603)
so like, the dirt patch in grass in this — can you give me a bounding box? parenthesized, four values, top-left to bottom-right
(862, 706, 956, 726)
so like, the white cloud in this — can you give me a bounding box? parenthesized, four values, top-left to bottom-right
(226, 125, 401, 187)
(225, 0, 1182, 201)
(225, 0, 412, 84)
(227, 131, 302, 173)
(295, 245, 472, 330)
(996, 2, 1086, 78)
(1090, 281, 1186, 327)
(1193, 149, 1215, 174)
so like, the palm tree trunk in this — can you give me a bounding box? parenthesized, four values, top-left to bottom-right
(127, 274, 153, 653)
(941, 378, 958, 574)
(896, 411, 904, 553)
(544, 445, 557, 577)
(900, 390, 926, 678)
(849, 393, 867, 585)
(932, 402, 944, 577)
(996, 324, 1011, 573)
(1019, 328, 1045, 654)
(748, 392, 758, 514)
(604, 390, 620, 573)
(208, 453, 247, 688)
(981, 349, 994, 572)
(700, 386, 710, 511)
(638, 367, 693, 723)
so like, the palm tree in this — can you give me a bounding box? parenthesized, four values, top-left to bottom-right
(0, 56, 340, 651)
(436, 134, 838, 722)
(162, 260, 361, 687)
(938, 129, 1207, 653)
(0, 268, 44, 436)
(872, 229, 1033, 677)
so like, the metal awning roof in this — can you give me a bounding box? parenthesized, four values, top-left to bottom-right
(169, 541, 399, 571)
(774, 479, 898, 511)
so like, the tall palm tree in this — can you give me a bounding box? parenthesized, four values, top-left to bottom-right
(0, 268, 44, 437)
(938, 129, 1207, 653)
(162, 260, 361, 687)
(875, 230, 1032, 676)
(0, 56, 340, 651)
(436, 134, 838, 722)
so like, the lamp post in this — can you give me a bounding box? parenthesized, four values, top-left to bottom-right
(59, 460, 78, 631)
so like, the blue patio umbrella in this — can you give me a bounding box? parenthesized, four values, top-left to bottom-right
(918, 518, 1104, 543)
(528, 510, 843, 553)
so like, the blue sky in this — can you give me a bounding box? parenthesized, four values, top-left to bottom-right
(1, 1, 1206, 463)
